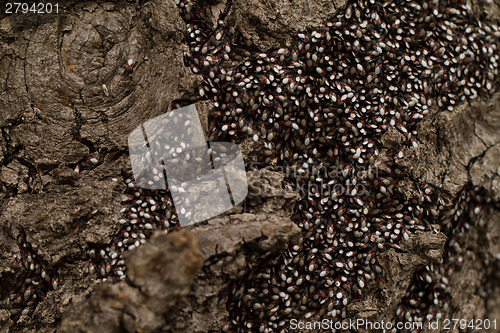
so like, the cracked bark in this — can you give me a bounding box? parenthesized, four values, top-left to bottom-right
(0, 0, 499, 332)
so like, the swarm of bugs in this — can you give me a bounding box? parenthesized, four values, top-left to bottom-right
(175, 0, 499, 331)
(6, 0, 499, 331)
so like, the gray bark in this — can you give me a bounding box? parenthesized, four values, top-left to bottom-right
(0, 0, 499, 332)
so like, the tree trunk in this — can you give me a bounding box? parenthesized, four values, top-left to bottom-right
(0, 0, 499, 332)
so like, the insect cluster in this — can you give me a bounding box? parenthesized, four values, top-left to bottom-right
(86, 179, 181, 281)
(396, 185, 500, 325)
(5, 0, 499, 330)
(175, 0, 499, 331)
(88, 108, 226, 280)
(7, 230, 59, 322)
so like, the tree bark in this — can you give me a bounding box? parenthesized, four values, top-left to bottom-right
(0, 0, 499, 332)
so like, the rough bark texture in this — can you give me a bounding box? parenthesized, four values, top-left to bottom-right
(0, 0, 499, 332)
(232, 0, 348, 50)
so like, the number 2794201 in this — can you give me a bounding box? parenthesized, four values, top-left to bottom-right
(5, 3, 60, 14)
